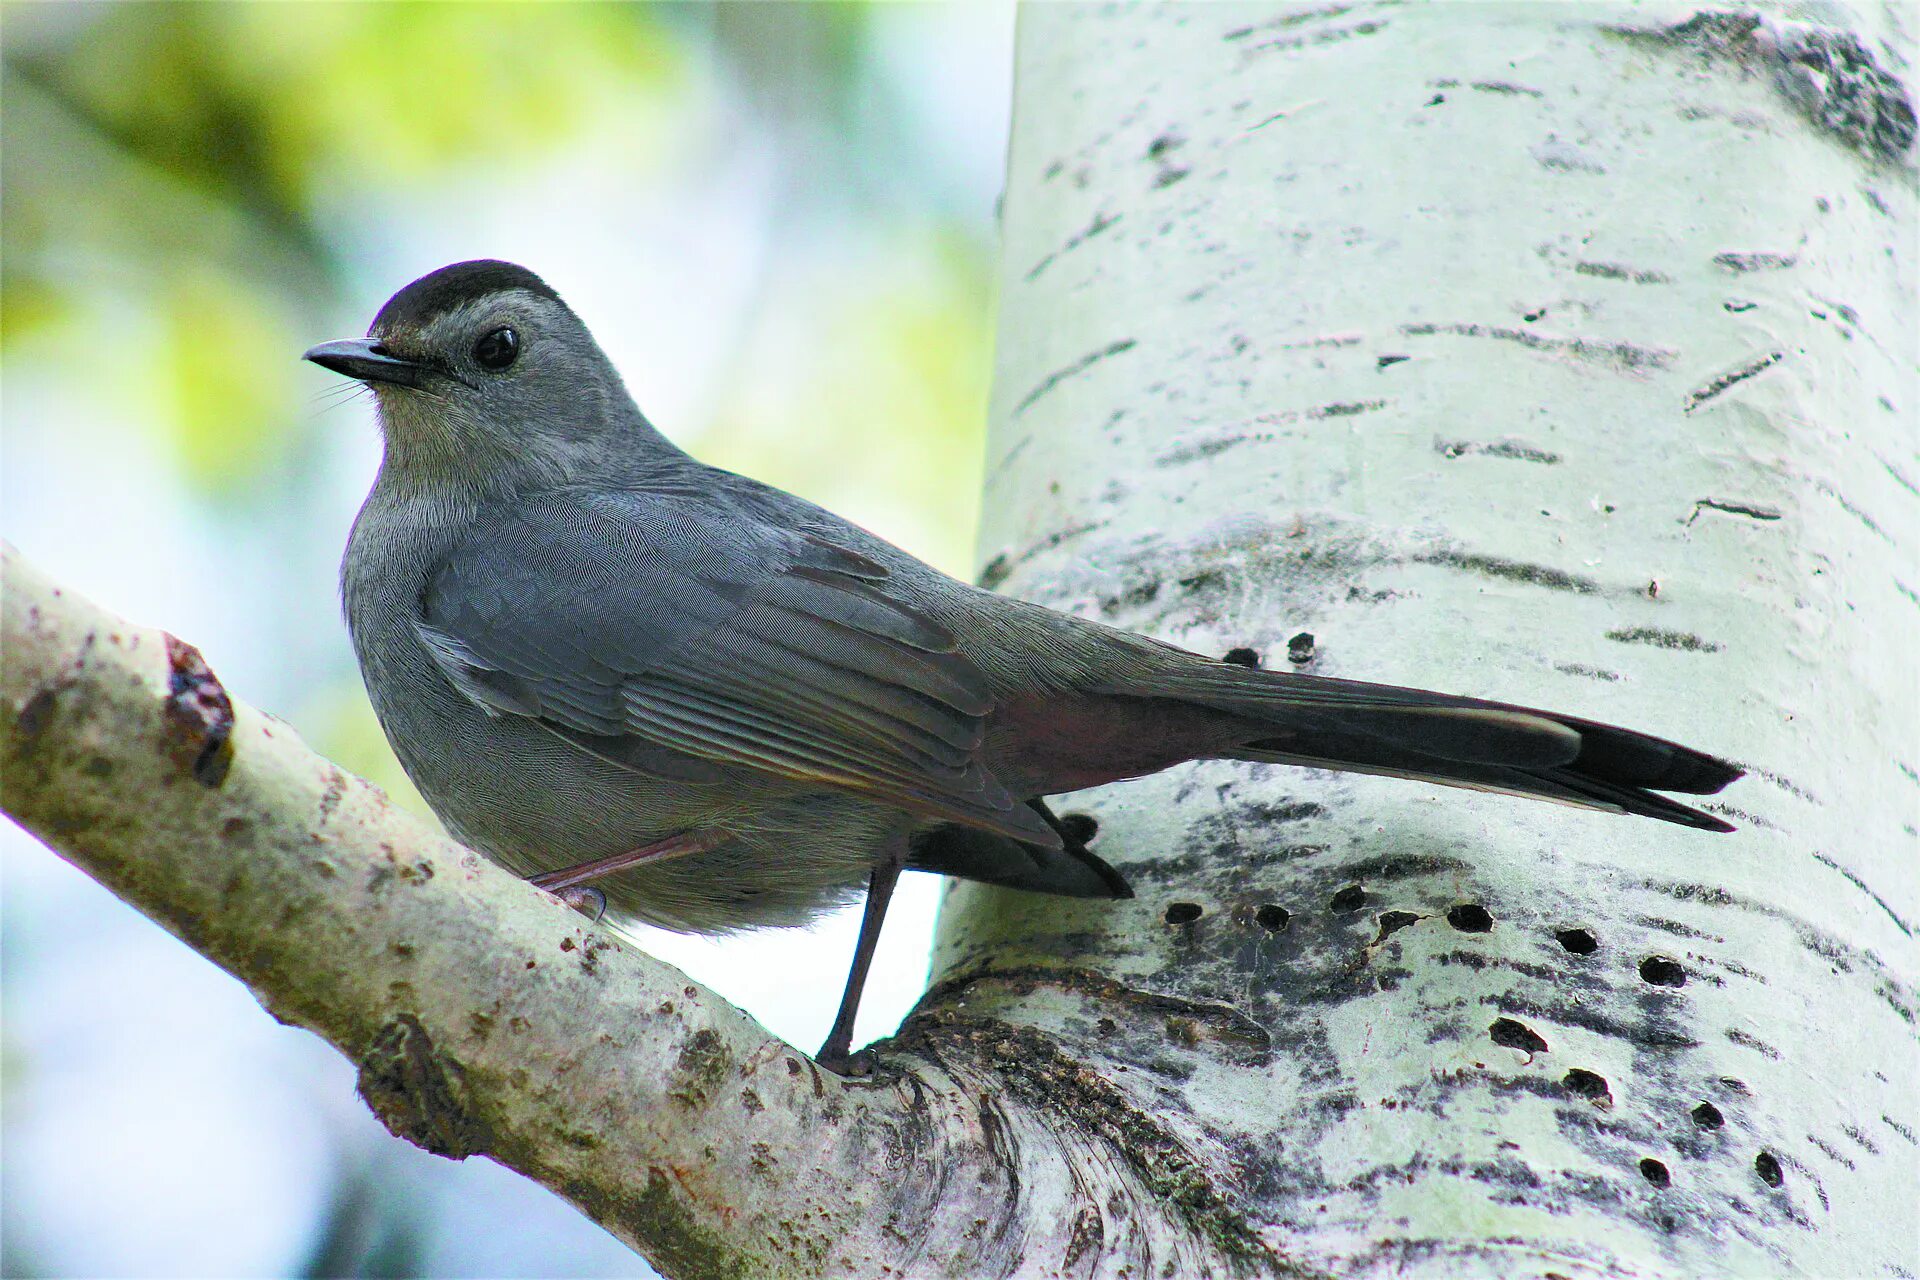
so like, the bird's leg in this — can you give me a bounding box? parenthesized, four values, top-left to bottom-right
(527, 830, 724, 899)
(815, 842, 906, 1076)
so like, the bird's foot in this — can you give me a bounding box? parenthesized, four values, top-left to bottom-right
(814, 1045, 877, 1078)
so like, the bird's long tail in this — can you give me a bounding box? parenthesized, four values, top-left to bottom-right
(1133, 659, 1744, 832)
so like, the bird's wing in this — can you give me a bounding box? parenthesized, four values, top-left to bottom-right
(416, 487, 1055, 844)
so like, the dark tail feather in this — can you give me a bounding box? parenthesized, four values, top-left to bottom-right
(1151, 661, 1743, 831)
(907, 799, 1133, 897)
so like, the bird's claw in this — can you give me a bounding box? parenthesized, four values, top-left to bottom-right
(814, 1047, 877, 1078)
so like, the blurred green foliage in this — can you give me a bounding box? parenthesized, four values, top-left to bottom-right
(5, 3, 1002, 1273)
(4, 2, 682, 496)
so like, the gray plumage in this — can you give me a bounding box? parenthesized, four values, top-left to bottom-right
(315, 261, 1741, 1021)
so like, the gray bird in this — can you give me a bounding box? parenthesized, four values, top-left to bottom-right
(309, 260, 1743, 1072)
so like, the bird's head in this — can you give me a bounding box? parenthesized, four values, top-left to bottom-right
(306, 260, 667, 488)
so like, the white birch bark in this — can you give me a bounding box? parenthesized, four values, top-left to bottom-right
(944, 1, 1918, 1276)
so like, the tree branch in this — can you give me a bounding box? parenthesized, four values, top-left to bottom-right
(1, 543, 1299, 1278)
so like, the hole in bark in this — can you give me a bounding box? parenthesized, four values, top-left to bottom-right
(1060, 813, 1098, 843)
(1329, 884, 1366, 912)
(1254, 904, 1290, 932)
(1639, 1158, 1671, 1188)
(1375, 910, 1419, 941)
(1164, 902, 1203, 925)
(1755, 1152, 1783, 1186)
(1286, 632, 1317, 664)
(1563, 1069, 1612, 1106)
(1639, 956, 1687, 987)
(1222, 647, 1261, 668)
(1490, 1017, 1548, 1055)
(1556, 927, 1598, 954)
(1447, 904, 1493, 932)
(1692, 1102, 1725, 1130)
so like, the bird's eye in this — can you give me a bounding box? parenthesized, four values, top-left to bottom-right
(472, 327, 519, 371)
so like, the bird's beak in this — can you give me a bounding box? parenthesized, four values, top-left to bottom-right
(302, 338, 432, 389)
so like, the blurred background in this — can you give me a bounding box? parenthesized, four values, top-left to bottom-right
(1, 4, 1014, 1275)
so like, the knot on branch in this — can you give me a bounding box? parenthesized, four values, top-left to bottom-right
(163, 635, 234, 787)
(357, 1013, 494, 1158)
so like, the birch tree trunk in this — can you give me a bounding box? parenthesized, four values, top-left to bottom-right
(5, 4, 1916, 1279)
(944, 1, 1918, 1276)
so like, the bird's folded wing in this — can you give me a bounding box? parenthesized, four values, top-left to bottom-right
(416, 488, 1055, 844)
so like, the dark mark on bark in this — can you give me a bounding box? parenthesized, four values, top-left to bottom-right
(1605, 626, 1723, 652)
(1400, 321, 1674, 373)
(1639, 956, 1687, 987)
(1575, 261, 1672, 283)
(1376, 353, 1410, 369)
(1492, 992, 1700, 1050)
(1244, 16, 1387, 55)
(1563, 1068, 1613, 1106)
(1607, 11, 1915, 161)
(1726, 1027, 1781, 1059)
(977, 520, 1111, 589)
(914, 964, 1272, 1060)
(1877, 453, 1919, 498)
(1684, 351, 1786, 413)
(1145, 133, 1190, 189)
(1816, 479, 1892, 542)
(317, 768, 348, 826)
(1557, 928, 1599, 954)
(1533, 140, 1606, 174)
(1375, 910, 1420, 942)
(1435, 438, 1563, 464)
(1063, 1203, 1105, 1271)
(1490, 1017, 1549, 1056)
(1286, 633, 1315, 665)
(1713, 250, 1798, 273)
(164, 634, 234, 787)
(1313, 400, 1386, 418)
(1810, 852, 1913, 937)
(1808, 1133, 1856, 1169)
(1418, 550, 1600, 594)
(1688, 496, 1784, 522)
(1026, 211, 1121, 282)
(1448, 904, 1493, 933)
(357, 1014, 493, 1158)
(1223, 3, 1352, 42)
(1555, 663, 1620, 682)
(669, 1028, 734, 1109)
(1013, 340, 1137, 418)
(1472, 80, 1544, 97)
(16, 681, 65, 743)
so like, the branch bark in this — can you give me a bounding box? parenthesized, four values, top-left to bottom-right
(1, 546, 1135, 1278)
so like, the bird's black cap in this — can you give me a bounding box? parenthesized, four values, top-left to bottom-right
(373, 260, 566, 333)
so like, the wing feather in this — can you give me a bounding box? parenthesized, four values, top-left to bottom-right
(417, 488, 1053, 844)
